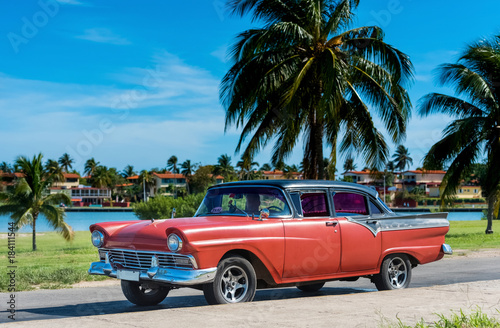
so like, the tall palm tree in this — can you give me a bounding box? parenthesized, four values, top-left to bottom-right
(139, 170, 155, 201)
(167, 156, 179, 174)
(392, 145, 413, 171)
(58, 153, 74, 172)
(45, 159, 64, 184)
(180, 160, 197, 194)
(213, 154, 235, 181)
(122, 165, 136, 178)
(222, 0, 413, 179)
(84, 158, 100, 177)
(419, 34, 500, 234)
(0, 153, 73, 251)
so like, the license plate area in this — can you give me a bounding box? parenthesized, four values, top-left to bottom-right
(117, 269, 140, 281)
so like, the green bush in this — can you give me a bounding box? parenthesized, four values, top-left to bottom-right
(133, 193, 205, 220)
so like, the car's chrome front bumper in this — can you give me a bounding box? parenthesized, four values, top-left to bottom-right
(88, 260, 217, 286)
(442, 243, 453, 255)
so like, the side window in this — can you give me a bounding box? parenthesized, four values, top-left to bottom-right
(300, 192, 329, 217)
(289, 192, 303, 216)
(333, 192, 368, 216)
(369, 200, 382, 214)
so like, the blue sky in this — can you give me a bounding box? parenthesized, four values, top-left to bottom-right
(1, 0, 499, 174)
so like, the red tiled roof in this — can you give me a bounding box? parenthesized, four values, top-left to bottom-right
(153, 172, 185, 179)
(343, 170, 373, 175)
(126, 175, 139, 180)
(403, 170, 446, 174)
(116, 183, 134, 187)
(63, 173, 80, 179)
(0, 172, 24, 178)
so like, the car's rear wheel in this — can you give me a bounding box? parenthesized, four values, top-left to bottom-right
(297, 282, 325, 292)
(203, 255, 257, 304)
(121, 280, 169, 306)
(373, 254, 412, 291)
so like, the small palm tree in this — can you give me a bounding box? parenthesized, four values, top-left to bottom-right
(222, 0, 413, 179)
(213, 154, 235, 181)
(0, 161, 13, 173)
(181, 160, 197, 194)
(58, 153, 74, 172)
(419, 34, 500, 234)
(139, 170, 154, 201)
(122, 165, 136, 178)
(84, 158, 100, 177)
(91, 166, 112, 188)
(260, 163, 272, 172)
(392, 145, 413, 171)
(343, 156, 357, 172)
(167, 156, 179, 174)
(0, 154, 73, 251)
(45, 159, 64, 184)
(236, 157, 259, 180)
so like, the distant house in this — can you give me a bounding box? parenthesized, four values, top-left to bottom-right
(400, 170, 446, 197)
(456, 185, 482, 199)
(152, 172, 187, 196)
(342, 169, 376, 184)
(50, 186, 112, 206)
(53, 173, 80, 189)
(0, 172, 24, 192)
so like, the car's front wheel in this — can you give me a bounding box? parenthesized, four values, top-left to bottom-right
(203, 255, 257, 304)
(121, 280, 169, 306)
(373, 254, 412, 291)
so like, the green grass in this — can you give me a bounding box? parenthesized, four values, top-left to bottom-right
(447, 221, 500, 250)
(0, 231, 107, 292)
(390, 308, 500, 327)
(0, 220, 498, 292)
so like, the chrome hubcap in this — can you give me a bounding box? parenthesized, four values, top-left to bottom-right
(220, 265, 248, 303)
(387, 257, 407, 288)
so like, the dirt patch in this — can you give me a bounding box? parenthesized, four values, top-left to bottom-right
(450, 248, 500, 259)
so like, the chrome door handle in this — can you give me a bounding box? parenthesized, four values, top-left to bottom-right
(326, 221, 338, 227)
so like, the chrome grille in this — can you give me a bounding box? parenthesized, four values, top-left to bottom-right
(100, 248, 194, 270)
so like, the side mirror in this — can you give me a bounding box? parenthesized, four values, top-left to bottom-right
(259, 208, 269, 220)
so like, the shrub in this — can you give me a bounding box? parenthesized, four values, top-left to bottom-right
(133, 193, 205, 220)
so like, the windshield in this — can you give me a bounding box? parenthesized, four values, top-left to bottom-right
(195, 186, 291, 217)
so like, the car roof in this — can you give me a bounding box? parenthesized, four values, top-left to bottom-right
(211, 180, 379, 198)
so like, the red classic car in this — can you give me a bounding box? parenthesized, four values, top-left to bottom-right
(88, 180, 452, 305)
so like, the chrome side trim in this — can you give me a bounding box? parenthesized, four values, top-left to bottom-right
(442, 243, 453, 255)
(88, 260, 217, 286)
(347, 213, 450, 237)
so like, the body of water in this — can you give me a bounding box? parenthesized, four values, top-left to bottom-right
(0, 210, 485, 233)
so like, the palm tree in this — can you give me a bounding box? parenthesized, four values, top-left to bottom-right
(419, 34, 500, 234)
(167, 156, 179, 174)
(122, 165, 136, 178)
(45, 159, 64, 184)
(343, 156, 357, 172)
(0, 162, 13, 173)
(139, 170, 155, 201)
(180, 160, 197, 194)
(236, 157, 259, 180)
(392, 145, 413, 171)
(58, 153, 74, 172)
(0, 153, 73, 251)
(260, 163, 272, 172)
(84, 158, 100, 177)
(222, 0, 413, 179)
(213, 154, 235, 181)
(91, 166, 112, 188)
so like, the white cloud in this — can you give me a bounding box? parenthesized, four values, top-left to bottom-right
(76, 28, 131, 45)
(0, 52, 230, 171)
(211, 44, 230, 63)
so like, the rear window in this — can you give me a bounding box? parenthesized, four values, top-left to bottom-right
(300, 193, 329, 217)
(333, 192, 368, 216)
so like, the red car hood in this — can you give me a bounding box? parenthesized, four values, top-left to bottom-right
(91, 216, 253, 252)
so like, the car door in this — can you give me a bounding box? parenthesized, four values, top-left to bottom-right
(332, 190, 382, 272)
(282, 190, 341, 279)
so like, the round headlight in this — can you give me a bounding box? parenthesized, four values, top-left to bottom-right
(91, 230, 104, 247)
(167, 233, 183, 252)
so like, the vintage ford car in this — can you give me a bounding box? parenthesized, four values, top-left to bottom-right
(88, 180, 452, 305)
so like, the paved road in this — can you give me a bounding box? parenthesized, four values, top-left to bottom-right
(2, 255, 500, 324)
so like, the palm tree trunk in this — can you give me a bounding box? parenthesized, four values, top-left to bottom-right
(304, 110, 324, 180)
(486, 194, 494, 234)
(32, 213, 37, 251)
